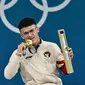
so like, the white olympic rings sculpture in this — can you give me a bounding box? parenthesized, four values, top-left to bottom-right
(0, 0, 71, 34)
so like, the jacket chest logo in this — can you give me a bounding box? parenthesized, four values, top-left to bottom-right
(44, 51, 51, 58)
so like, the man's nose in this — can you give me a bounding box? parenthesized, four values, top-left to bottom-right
(28, 32, 32, 37)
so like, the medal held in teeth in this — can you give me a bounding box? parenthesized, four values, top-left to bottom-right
(25, 39, 32, 47)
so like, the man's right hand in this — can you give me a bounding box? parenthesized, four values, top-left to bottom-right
(16, 42, 26, 57)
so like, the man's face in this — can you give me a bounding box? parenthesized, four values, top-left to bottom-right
(20, 24, 39, 46)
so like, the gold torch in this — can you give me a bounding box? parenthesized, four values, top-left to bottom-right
(58, 29, 74, 74)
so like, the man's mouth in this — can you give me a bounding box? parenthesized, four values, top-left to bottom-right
(31, 37, 35, 41)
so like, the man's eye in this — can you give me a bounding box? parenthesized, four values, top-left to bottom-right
(30, 29, 34, 32)
(24, 32, 29, 35)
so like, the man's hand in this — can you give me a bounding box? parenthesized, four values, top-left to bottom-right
(66, 47, 74, 60)
(61, 47, 74, 60)
(16, 42, 26, 56)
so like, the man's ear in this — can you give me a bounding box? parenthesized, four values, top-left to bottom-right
(20, 33, 25, 39)
(37, 27, 39, 33)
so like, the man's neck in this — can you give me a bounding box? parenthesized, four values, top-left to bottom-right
(34, 38, 41, 50)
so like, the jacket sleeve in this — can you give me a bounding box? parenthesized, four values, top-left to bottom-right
(56, 60, 68, 74)
(52, 43, 68, 74)
(4, 50, 21, 80)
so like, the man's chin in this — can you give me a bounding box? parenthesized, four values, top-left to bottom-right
(32, 40, 35, 45)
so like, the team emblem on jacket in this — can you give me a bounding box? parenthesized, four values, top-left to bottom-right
(44, 51, 51, 58)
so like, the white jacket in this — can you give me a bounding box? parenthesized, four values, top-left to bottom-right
(4, 40, 64, 85)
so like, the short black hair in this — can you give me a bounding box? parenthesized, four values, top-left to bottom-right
(18, 18, 36, 30)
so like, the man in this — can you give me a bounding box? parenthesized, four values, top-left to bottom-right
(4, 18, 73, 85)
